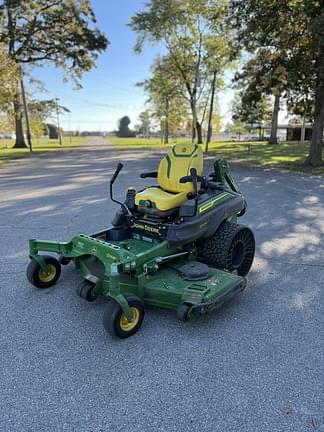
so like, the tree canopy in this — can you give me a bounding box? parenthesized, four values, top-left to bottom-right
(0, 45, 18, 112)
(138, 56, 188, 143)
(232, 94, 272, 127)
(229, 0, 324, 165)
(117, 116, 135, 138)
(130, 0, 233, 144)
(0, 0, 108, 148)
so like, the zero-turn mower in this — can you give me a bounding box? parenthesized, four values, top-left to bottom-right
(26, 143, 255, 338)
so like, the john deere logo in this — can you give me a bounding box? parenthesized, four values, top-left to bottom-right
(91, 246, 97, 253)
(182, 147, 186, 152)
(133, 222, 160, 234)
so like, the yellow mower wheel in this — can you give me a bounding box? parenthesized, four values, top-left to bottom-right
(26, 255, 61, 289)
(38, 264, 57, 283)
(103, 294, 144, 339)
(120, 307, 140, 332)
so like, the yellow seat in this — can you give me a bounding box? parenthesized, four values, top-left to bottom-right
(135, 143, 203, 212)
(136, 188, 189, 212)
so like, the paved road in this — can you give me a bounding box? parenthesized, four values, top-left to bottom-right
(0, 139, 323, 432)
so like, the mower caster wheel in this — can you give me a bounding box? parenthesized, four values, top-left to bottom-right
(59, 255, 71, 266)
(103, 294, 145, 339)
(176, 303, 192, 322)
(77, 282, 97, 302)
(26, 255, 61, 289)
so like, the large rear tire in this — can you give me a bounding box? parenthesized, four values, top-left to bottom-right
(198, 222, 255, 277)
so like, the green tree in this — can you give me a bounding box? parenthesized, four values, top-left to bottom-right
(0, 0, 108, 148)
(0, 113, 15, 136)
(137, 110, 152, 137)
(28, 99, 70, 122)
(229, 0, 324, 165)
(117, 116, 135, 138)
(212, 110, 222, 134)
(227, 119, 246, 140)
(138, 56, 187, 143)
(232, 93, 272, 139)
(130, 0, 231, 144)
(232, 94, 272, 126)
(0, 45, 18, 112)
(203, 22, 234, 150)
(29, 115, 46, 138)
(233, 50, 289, 144)
(27, 98, 70, 139)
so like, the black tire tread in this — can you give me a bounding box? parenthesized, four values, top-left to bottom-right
(198, 222, 237, 267)
(103, 294, 145, 339)
(198, 222, 255, 277)
(26, 255, 61, 289)
(176, 303, 191, 322)
(78, 282, 96, 302)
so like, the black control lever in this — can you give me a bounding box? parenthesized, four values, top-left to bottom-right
(140, 171, 158, 179)
(190, 168, 198, 196)
(111, 162, 123, 185)
(190, 168, 199, 215)
(110, 163, 128, 214)
(179, 168, 199, 216)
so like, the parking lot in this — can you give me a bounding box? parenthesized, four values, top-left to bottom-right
(0, 141, 323, 432)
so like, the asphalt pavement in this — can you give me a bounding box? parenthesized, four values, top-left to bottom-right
(0, 139, 323, 432)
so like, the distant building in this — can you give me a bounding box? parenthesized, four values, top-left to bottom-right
(246, 123, 314, 141)
(286, 124, 313, 141)
(45, 123, 59, 139)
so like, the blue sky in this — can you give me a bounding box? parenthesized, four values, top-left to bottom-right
(31, 0, 235, 132)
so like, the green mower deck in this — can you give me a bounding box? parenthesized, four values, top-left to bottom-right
(28, 231, 246, 312)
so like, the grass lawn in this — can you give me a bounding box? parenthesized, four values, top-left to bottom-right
(0, 136, 90, 165)
(2, 135, 323, 175)
(108, 137, 324, 175)
(208, 141, 324, 175)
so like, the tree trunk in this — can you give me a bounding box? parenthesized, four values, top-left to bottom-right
(307, 43, 324, 166)
(191, 97, 198, 143)
(164, 100, 169, 144)
(196, 121, 203, 144)
(205, 70, 217, 153)
(301, 115, 306, 145)
(269, 94, 280, 145)
(164, 121, 169, 144)
(13, 91, 27, 148)
(7, 5, 27, 149)
(20, 78, 32, 151)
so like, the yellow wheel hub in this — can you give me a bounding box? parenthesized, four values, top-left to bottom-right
(39, 264, 57, 283)
(120, 307, 140, 332)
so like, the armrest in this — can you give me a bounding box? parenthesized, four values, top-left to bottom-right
(140, 171, 158, 179)
(180, 174, 202, 183)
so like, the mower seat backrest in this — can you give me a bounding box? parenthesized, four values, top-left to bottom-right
(157, 143, 203, 194)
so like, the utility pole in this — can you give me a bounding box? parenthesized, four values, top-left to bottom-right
(20, 76, 32, 152)
(55, 97, 62, 146)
